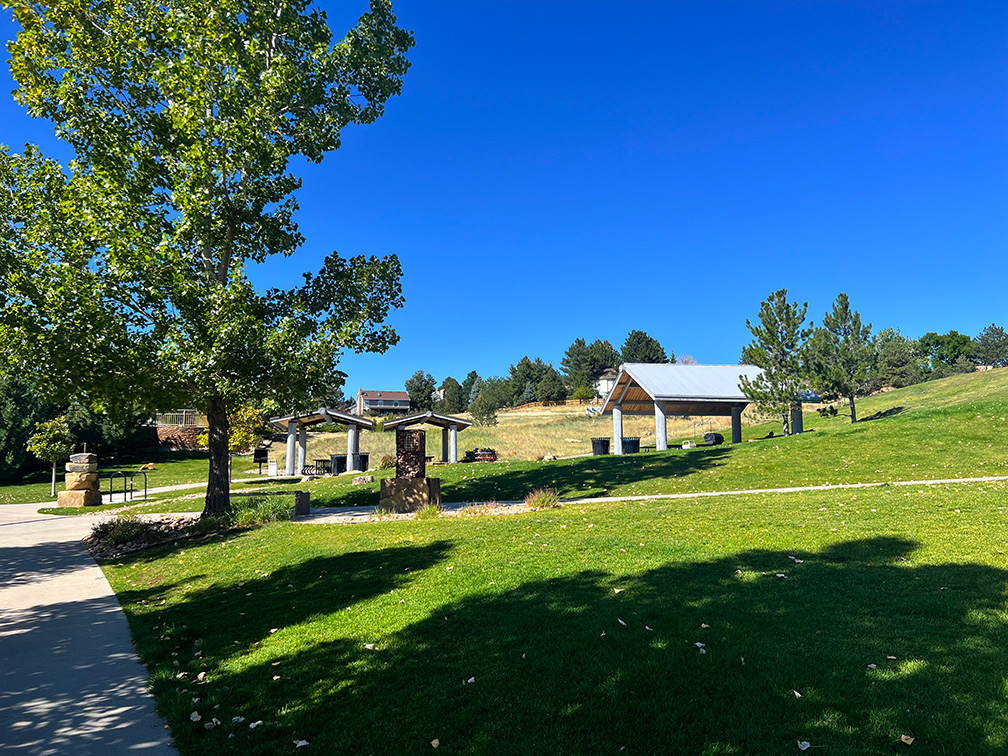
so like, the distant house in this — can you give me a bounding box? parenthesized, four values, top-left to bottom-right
(357, 388, 411, 416)
(594, 368, 619, 399)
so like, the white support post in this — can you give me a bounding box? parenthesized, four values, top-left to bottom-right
(297, 425, 307, 474)
(285, 420, 297, 476)
(613, 404, 624, 455)
(655, 400, 667, 451)
(441, 427, 450, 463)
(449, 424, 458, 463)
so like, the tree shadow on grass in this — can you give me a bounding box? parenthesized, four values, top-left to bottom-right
(146, 535, 1008, 755)
(443, 446, 732, 503)
(860, 406, 907, 422)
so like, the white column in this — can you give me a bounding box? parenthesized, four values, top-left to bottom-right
(449, 424, 458, 463)
(613, 404, 624, 455)
(297, 425, 307, 473)
(655, 400, 667, 451)
(441, 427, 450, 462)
(285, 420, 296, 476)
(347, 424, 358, 470)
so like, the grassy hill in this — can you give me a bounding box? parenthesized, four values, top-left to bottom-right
(100, 369, 1008, 754)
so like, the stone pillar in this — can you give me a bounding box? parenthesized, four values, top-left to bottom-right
(655, 400, 667, 451)
(58, 452, 103, 507)
(286, 420, 297, 476)
(790, 402, 804, 435)
(441, 427, 450, 463)
(613, 404, 624, 455)
(731, 405, 743, 444)
(449, 424, 458, 463)
(297, 425, 307, 474)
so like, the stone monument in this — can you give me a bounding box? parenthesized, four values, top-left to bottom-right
(58, 451, 103, 507)
(379, 428, 441, 512)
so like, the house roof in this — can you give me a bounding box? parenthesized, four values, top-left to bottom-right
(269, 408, 374, 431)
(381, 411, 473, 431)
(600, 363, 763, 416)
(359, 389, 410, 401)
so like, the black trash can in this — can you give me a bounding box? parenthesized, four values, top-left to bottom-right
(591, 437, 611, 456)
(330, 454, 347, 475)
(621, 436, 641, 454)
(704, 432, 725, 446)
(355, 452, 370, 472)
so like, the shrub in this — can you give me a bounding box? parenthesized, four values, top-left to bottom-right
(414, 503, 441, 520)
(524, 487, 560, 510)
(469, 393, 497, 427)
(372, 417, 385, 433)
(378, 454, 395, 470)
(91, 515, 149, 546)
(229, 494, 293, 527)
(572, 385, 595, 401)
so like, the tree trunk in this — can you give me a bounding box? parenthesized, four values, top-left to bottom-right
(202, 393, 231, 517)
(50, 463, 56, 498)
(849, 395, 857, 423)
(781, 411, 791, 436)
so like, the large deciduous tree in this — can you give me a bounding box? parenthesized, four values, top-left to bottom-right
(740, 289, 810, 436)
(621, 330, 672, 364)
(806, 293, 873, 422)
(0, 0, 413, 516)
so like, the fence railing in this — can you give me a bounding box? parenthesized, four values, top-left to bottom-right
(154, 409, 208, 427)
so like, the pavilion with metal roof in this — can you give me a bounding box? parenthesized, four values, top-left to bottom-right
(269, 408, 374, 475)
(382, 410, 473, 463)
(600, 364, 764, 453)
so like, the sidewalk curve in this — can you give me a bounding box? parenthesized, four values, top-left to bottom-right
(0, 503, 176, 755)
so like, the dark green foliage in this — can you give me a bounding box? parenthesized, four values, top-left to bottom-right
(621, 330, 671, 364)
(68, 407, 153, 459)
(90, 515, 149, 547)
(919, 331, 973, 373)
(806, 293, 874, 422)
(478, 378, 512, 411)
(972, 324, 1008, 368)
(468, 394, 498, 427)
(536, 368, 567, 403)
(740, 289, 810, 435)
(460, 371, 481, 410)
(438, 377, 463, 414)
(405, 371, 437, 412)
(508, 357, 551, 405)
(561, 338, 620, 390)
(872, 329, 924, 388)
(0, 376, 56, 482)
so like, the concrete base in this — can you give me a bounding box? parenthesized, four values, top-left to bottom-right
(379, 478, 442, 513)
(57, 489, 103, 507)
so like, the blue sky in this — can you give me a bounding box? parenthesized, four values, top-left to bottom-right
(2, 1, 1006, 396)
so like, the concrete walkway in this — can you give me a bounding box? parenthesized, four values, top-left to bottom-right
(0, 503, 176, 755)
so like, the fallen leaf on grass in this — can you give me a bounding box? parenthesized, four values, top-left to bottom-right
(798, 741, 811, 751)
(645, 626, 653, 631)
(701, 623, 710, 629)
(613, 588, 624, 594)
(190, 711, 201, 722)
(887, 655, 897, 660)
(617, 618, 627, 626)
(793, 690, 802, 698)
(365, 643, 375, 650)
(431, 739, 440, 748)
(249, 720, 263, 729)
(600, 631, 606, 637)
(867, 663, 877, 670)
(901, 735, 914, 745)
(295, 740, 309, 747)
(232, 716, 245, 724)
(776, 573, 787, 579)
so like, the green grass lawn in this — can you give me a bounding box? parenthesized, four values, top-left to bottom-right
(104, 481, 1008, 754)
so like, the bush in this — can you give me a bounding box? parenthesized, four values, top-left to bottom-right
(469, 393, 497, 427)
(524, 488, 560, 510)
(378, 454, 395, 470)
(414, 503, 441, 520)
(229, 494, 293, 527)
(90, 515, 149, 546)
(572, 386, 595, 401)
(372, 417, 385, 433)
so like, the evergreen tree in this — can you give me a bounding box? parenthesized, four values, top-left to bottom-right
(405, 371, 437, 412)
(466, 377, 484, 410)
(621, 330, 672, 364)
(469, 392, 498, 427)
(973, 324, 1008, 368)
(536, 368, 567, 403)
(561, 338, 620, 390)
(740, 289, 810, 435)
(460, 371, 481, 410)
(806, 293, 874, 422)
(439, 377, 463, 414)
(872, 329, 924, 389)
(508, 357, 549, 405)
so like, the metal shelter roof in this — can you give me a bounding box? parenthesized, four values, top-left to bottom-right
(269, 408, 375, 432)
(382, 411, 473, 431)
(600, 364, 764, 416)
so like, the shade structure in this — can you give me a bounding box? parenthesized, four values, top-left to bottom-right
(268, 408, 375, 475)
(382, 411, 472, 464)
(600, 364, 763, 452)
